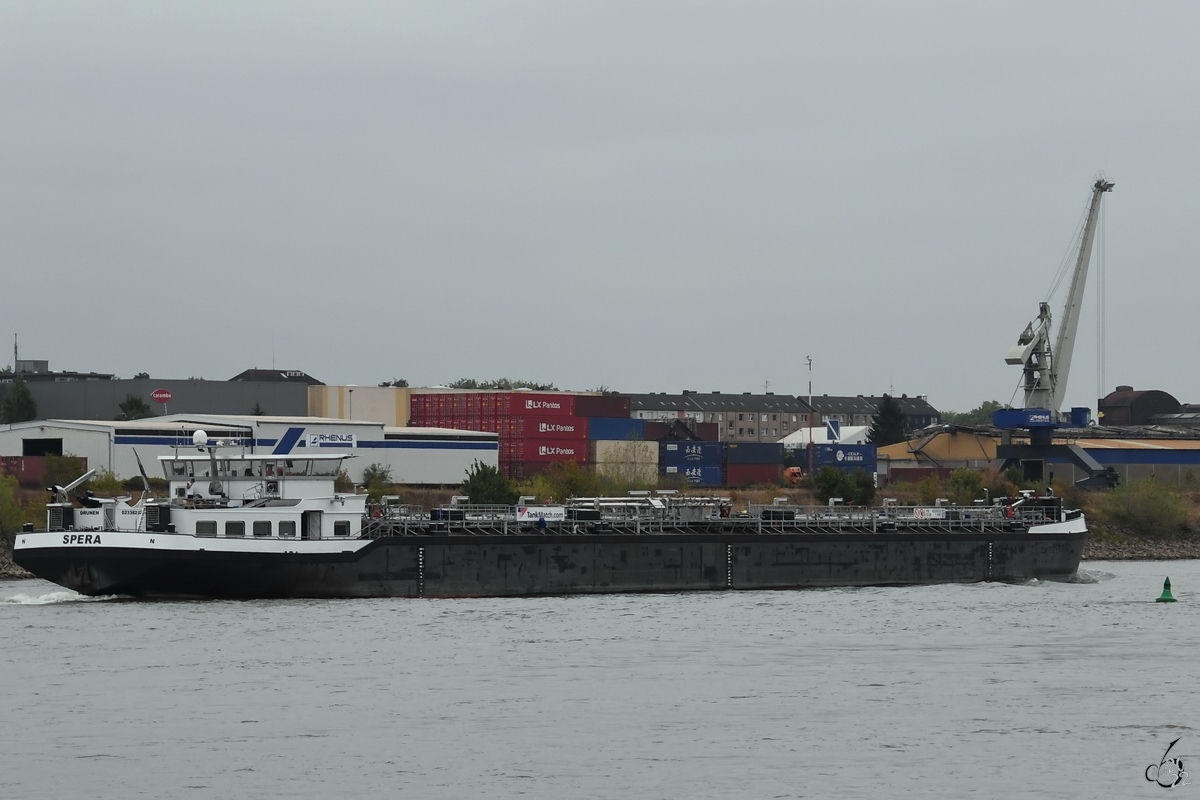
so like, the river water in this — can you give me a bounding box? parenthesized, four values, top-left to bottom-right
(1, 561, 1197, 799)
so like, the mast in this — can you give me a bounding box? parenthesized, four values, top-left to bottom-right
(1050, 178, 1113, 413)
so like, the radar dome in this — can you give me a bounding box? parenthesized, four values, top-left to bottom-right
(192, 430, 208, 448)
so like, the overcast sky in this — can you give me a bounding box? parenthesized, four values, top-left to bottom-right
(2, 1, 1197, 413)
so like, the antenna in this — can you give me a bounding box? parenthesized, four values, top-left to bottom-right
(1097, 198, 1107, 402)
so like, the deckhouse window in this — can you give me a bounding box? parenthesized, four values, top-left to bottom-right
(279, 521, 296, 538)
(196, 521, 217, 536)
(253, 521, 272, 537)
(333, 521, 351, 537)
(225, 521, 245, 537)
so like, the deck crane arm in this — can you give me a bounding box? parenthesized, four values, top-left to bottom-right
(1006, 178, 1113, 417)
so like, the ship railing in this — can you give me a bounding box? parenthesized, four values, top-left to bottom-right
(355, 505, 1050, 539)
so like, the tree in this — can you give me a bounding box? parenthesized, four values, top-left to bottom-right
(462, 460, 519, 505)
(447, 378, 558, 391)
(0, 376, 37, 423)
(133, 372, 150, 379)
(942, 400, 1004, 426)
(362, 463, 393, 501)
(251, 402, 266, 416)
(378, 379, 409, 387)
(117, 394, 155, 421)
(867, 394, 906, 446)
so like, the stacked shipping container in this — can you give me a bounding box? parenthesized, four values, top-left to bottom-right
(409, 390, 874, 486)
(409, 391, 636, 479)
(724, 442, 785, 486)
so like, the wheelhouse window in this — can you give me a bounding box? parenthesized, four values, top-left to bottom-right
(253, 521, 272, 537)
(225, 521, 245, 537)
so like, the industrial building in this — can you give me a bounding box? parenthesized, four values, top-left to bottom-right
(0, 414, 497, 485)
(1096, 386, 1181, 427)
(876, 426, 1200, 485)
(0, 363, 315, 420)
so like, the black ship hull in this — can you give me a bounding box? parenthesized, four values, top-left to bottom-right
(15, 529, 1088, 599)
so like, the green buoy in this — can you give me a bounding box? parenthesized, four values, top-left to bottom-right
(1156, 577, 1177, 603)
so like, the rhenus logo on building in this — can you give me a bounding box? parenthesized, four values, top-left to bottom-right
(309, 433, 356, 448)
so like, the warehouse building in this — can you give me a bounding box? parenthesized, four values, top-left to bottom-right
(1095, 386, 1182, 427)
(0, 365, 316, 420)
(876, 427, 1200, 485)
(0, 414, 496, 485)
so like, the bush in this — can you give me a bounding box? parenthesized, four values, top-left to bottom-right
(812, 467, 875, 505)
(462, 460, 519, 505)
(947, 469, 983, 506)
(0, 473, 22, 535)
(1098, 478, 1190, 537)
(916, 475, 942, 506)
(42, 455, 89, 490)
(90, 468, 126, 495)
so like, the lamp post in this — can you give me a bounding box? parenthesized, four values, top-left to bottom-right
(347, 387, 354, 420)
(806, 356, 813, 476)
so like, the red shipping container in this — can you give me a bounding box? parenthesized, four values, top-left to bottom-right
(574, 395, 631, 418)
(694, 423, 719, 441)
(505, 416, 589, 439)
(517, 438, 589, 462)
(642, 421, 670, 441)
(725, 463, 782, 486)
(503, 393, 576, 417)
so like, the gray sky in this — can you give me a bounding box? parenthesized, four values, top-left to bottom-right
(2, 1, 1197, 413)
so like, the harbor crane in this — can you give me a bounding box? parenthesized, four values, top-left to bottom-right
(1005, 178, 1114, 417)
(996, 178, 1119, 488)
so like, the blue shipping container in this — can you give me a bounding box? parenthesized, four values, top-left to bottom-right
(662, 463, 723, 485)
(811, 444, 877, 473)
(587, 418, 646, 441)
(660, 441, 723, 465)
(724, 442, 784, 465)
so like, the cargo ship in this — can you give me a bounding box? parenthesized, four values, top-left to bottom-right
(13, 432, 1087, 599)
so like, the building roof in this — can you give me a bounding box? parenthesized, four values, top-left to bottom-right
(228, 369, 324, 385)
(626, 392, 812, 413)
(806, 394, 940, 416)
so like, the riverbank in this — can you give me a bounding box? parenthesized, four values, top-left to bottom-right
(0, 538, 32, 579)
